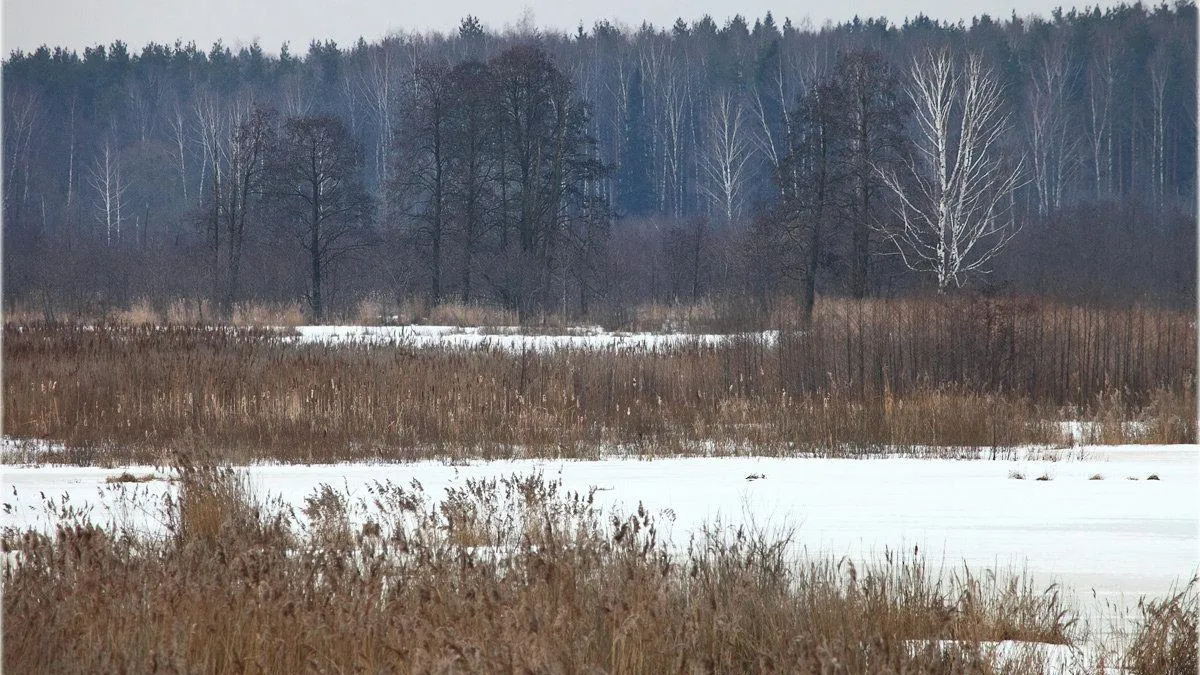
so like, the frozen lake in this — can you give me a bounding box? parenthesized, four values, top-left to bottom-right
(4, 444, 1196, 631)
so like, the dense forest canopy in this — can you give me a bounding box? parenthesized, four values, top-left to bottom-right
(3, 3, 1195, 319)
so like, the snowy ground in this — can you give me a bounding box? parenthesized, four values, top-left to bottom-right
(292, 324, 777, 351)
(4, 443, 1195, 635)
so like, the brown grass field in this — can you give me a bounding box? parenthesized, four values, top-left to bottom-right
(3, 297, 1194, 464)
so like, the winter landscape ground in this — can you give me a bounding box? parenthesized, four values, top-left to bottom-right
(5, 2, 1199, 670)
(5, 443, 1196, 621)
(3, 311, 1197, 673)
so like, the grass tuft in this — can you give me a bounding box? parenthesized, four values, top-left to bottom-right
(1125, 578, 1198, 675)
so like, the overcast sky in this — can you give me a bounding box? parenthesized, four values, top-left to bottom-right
(5, 0, 1105, 56)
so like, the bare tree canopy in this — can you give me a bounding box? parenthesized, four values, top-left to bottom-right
(2, 5, 1195, 314)
(268, 114, 374, 320)
(877, 49, 1025, 292)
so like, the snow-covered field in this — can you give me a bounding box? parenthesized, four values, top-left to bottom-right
(4, 443, 1195, 632)
(292, 324, 777, 351)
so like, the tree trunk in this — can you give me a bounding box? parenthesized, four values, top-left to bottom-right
(311, 184, 323, 322)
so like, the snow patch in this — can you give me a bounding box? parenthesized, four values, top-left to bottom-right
(290, 324, 779, 352)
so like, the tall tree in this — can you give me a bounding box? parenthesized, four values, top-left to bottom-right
(220, 107, 276, 313)
(88, 136, 130, 246)
(1084, 32, 1116, 198)
(877, 49, 1024, 291)
(269, 115, 373, 320)
(445, 60, 499, 303)
(781, 79, 847, 319)
(395, 62, 453, 302)
(1026, 36, 1077, 216)
(836, 48, 906, 298)
(490, 45, 605, 314)
(700, 90, 753, 223)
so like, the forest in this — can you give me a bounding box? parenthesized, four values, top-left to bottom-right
(3, 3, 1196, 320)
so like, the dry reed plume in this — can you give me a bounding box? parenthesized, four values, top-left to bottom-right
(3, 469, 1106, 674)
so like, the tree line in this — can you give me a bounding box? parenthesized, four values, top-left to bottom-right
(3, 3, 1195, 319)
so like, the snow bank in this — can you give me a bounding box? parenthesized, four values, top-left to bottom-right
(291, 325, 778, 352)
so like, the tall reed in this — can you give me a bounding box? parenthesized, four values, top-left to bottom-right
(3, 297, 1193, 464)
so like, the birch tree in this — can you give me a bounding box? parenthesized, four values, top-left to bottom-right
(360, 40, 399, 212)
(3, 86, 40, 227)
(700, 91, 752, 223)
(1085, 37, 1115, 197)
(1026, 38, 1076, 216)
(877, 50, 1024, 291)
(88, 137, 130, 246)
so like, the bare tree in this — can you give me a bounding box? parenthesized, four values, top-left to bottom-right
(1147, 36, 1174, 208)
(700, 91, 753, 223)
(1085, 36, 1115, 198)
(3, 86, 41, 227)
(747, 42, 798, 199)
(655, 52, 690, 218)
(490, 45, 603, 314)
(166, 97, 190, 205)
(445, 60, 500, 303)
(88, 137, 130, 246)
(394, 62, 453, 302)
(1027, 38, 1077, 216)
(64, 95, 80, 231)
(837, 48, 905, 299)
(220, 107, 277, 312)
(877, 50, 1024, 292)
(781, 80, 846, 320)
(269, 115, 374, 320)
(359, 40, 400, 212)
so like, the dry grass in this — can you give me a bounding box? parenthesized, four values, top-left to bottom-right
(4, 296, 1193, 464)
(3, 297, 310, 327)
(104, 472, 158, 484)
(1124, 578, 1199, 675)
(229, 301, 307, 327)
(3, 469, 1092, 674)
(426, 301, 520, 328)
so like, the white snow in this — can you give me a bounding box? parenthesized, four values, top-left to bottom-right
(910, 639, 1121, 675)
(1059, 420, 1152, 445)
(291, 324, 778, 352)
(3, 444, 1196, 637)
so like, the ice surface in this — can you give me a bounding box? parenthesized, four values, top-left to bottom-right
(3, 444, 1196, 633)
